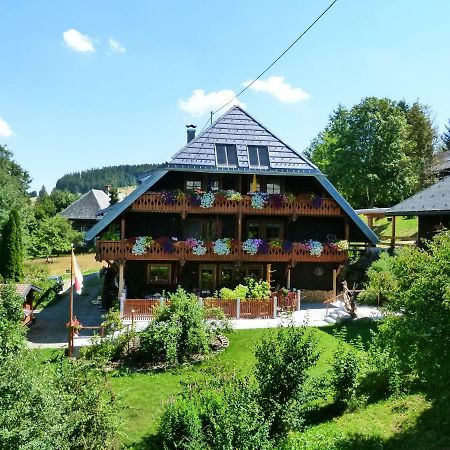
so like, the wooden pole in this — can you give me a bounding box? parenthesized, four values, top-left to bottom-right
(287, 266, 291, 289)
(390, 215, 396, 248)
(68, 245, 74, 358)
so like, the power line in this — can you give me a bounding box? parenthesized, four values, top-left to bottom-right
(212, 0, 339, 117)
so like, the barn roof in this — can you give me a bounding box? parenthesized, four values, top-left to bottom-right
(60, 189, 110, 221)
(387, 176, 450, 216)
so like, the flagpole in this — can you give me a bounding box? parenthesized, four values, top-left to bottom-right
(68, 244, 74, 357)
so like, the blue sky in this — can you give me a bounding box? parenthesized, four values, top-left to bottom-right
(1, 0, 450, 192)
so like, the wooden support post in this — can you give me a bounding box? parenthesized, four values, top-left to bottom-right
(391, 215, 396, 248)
(287, 266, 291, 289)
(118, 261, 125, 299)
(266, 264, 272, 285)
(333, 269, 337, 303)
(367, 215, 374, 230)
(344, 218, 350, 241)
(273, 296, 277, 319)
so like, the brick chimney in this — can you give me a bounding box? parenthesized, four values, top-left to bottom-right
(186, 124, 196, 143)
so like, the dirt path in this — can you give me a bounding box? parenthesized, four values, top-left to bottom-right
(27, 273, 104, 349)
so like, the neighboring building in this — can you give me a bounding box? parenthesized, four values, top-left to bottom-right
(387, 175, 450, 242)
(60, 189, 110, 232)
(433, 150, 450, 177)
(0, 284, 42, 325)
(85, 106, 377, 299)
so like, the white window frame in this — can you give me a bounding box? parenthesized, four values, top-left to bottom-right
(215, 144, 238, 168)
(247, 145, 270, 168)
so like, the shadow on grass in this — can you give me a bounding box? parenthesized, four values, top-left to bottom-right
(320, 318, 379, 350)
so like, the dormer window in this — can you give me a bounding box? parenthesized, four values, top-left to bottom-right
(248, 145, 270, 168)
(216, 144, 238, 168)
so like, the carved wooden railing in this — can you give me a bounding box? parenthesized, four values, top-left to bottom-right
(130, 193, 342, 216)
(96, 240, 348, 263)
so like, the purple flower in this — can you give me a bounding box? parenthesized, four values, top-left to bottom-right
(269, 194, 286, 209)
(282, 240, 293, 252)
(258, 240, 269, 254)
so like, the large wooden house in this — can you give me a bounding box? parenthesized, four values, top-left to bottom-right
(86, 106, 377, 299)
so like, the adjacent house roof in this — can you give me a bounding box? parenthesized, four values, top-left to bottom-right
(85, 106, 378, 244)
(0, 284, 42, 299)
(60, 189, 110, 221)
(166, 106, 319, 174)
(387, 176, 450, 216)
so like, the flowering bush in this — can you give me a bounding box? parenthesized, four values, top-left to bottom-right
(161, 190, 184, 205)
(309, 240, 323, 256)
(336, 240, 349, 251)
(242, 238, 263, 255)
(269, 238, 283, 249)
(132, 236, 154, 255)
(268, 194, 286, 209)
(200, 192, 215, 208)
(185, 238, 207, 255)
(249, 192, 268, 209)
(285, 193, 296, 204)
(213, 238, 232, 255)
(310, 193, 323, 208)
(156, 236, 177, 253)
(225, 190, 243, 201)
(282, 240, 293, 252)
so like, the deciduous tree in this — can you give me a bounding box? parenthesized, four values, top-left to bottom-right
(0, 210, 24, 282)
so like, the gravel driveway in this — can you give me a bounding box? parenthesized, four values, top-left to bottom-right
(27, 273, 104, 349)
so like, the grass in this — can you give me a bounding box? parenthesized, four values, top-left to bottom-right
(109, 322, 378, 448)
(26, 253, 103, 277)
(32, 321, 449, 449)
(359, 215, 418, 242)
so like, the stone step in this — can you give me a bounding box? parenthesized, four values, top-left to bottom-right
(324, 316, 336, 324)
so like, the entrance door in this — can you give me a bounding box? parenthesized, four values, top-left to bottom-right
(199, 265, 216, 295)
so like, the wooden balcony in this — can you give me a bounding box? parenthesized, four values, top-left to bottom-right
(130, 192, 342, 217)
(96, 240, 348, 263)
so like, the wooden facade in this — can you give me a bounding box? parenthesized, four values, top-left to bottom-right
(88, 106, 376, 299)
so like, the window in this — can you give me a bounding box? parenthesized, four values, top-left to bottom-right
(265, 222, 282, 240)
(209, 177, 220, 192)
(216, 144, 238, 167)
(184, 219, 220, 241)
(199, 265, 216, 293)
(80, 225, 88, 233)
(248, 146, 270, 168)
(247, 221, 262, 239)
(266, 179, 281, 194)
(147, 264, 172, 284)
(245, 265, 264, 280)
(219, 265, 235, 287)
(246, 221, 282, 240)
(186, 180, 202, 191)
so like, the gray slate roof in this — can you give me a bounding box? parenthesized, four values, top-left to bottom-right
(167, 106, 318, 173)
(387, 176, 450, 216)
(60, 189, 110, 221)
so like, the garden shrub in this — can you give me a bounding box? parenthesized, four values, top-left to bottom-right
(219, 284, 248, 299)
(133, 287, 227, 366)
(370, 231, 450, 389)
(254, 325, 320, 436)
(157, 375, 272, 450)
(218, 278, 270, 300)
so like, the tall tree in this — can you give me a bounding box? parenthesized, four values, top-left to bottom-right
(109, 187, 119, 205)
(0, 210, 24, 282)
(307, 97, 415, 208)
(399, 100, 437, 189)
(441, 119, 450, 152)
(38, 185, 48, 200)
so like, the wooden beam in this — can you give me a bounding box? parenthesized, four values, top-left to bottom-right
(367, 215, 374, 229)
(287, 265, 291, 289)
(390, 215, 396, 248)
(118, 262, 125, 298)
(344, 218, 350, 241)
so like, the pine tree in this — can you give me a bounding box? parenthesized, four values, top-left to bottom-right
(442, 119, 450, 152)
(38, 185, 48, 200)
(0, 210, 24, 282)
(109, 188, 119, 205)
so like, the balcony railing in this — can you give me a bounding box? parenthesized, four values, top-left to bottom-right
(130, 192, 342, 216)
(97, 240, 348, 263)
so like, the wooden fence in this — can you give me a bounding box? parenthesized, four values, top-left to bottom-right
(121, 293, 300, 321)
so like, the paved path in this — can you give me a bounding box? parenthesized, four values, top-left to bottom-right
(27, 273, 104, 349)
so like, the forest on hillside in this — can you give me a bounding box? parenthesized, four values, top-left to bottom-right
(55, 164, 159, 194)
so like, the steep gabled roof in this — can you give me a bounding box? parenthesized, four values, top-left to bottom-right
(167, 106, 319, 174)
(60, 189, 110, 221)
(387, 176, 450, 216)
(84, 170, 168, 241)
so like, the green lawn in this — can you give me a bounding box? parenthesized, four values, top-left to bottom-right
(359, 215, 418, 242)
(109, 322, 378, 448)
(32, 322, 449, 449)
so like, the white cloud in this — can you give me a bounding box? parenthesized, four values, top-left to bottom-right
(243, 76, 310, 103)
(63, 28, 95, 53)
(178, 89, 245, 117)
(108, 38, 126, 53)
(0, 118, 15, 137)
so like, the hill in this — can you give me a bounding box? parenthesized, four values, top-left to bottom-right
(55, 164, 159, 194)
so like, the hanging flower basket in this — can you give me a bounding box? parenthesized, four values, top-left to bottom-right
(132, 236, 155, 255)
(242, 238, 264, 255)
(186, 238, 207, 255)
(249, 192, 268, 209)
(213, 238, 232, 255)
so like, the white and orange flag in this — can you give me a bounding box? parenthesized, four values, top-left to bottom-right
(71, 250, 84, 295)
